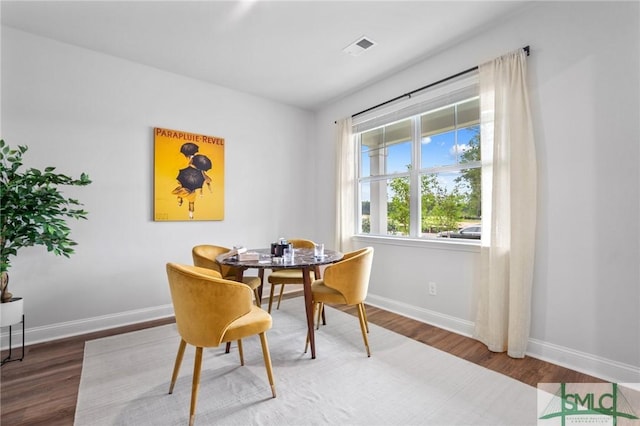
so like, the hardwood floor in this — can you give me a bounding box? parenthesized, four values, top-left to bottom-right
(1, 294, 603, 425)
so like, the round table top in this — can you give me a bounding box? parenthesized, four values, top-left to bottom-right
(217, 248, 343, 269)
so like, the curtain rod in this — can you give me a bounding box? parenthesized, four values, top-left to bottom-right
(348, 45, 530, 120)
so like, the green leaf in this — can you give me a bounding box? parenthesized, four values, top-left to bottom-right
(0, 140, 91, 275)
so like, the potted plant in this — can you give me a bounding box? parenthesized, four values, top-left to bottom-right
(0, 139, 91, 303)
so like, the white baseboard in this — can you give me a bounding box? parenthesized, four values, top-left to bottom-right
(365, 294, 476, 337)
(526, 338, 640, 384)
(0, 304, 175, 350)
(365, 293, 640, 384)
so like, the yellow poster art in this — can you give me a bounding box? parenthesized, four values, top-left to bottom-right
(153, 127, 224, 221)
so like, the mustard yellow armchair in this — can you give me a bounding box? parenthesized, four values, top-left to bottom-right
(266, 238, 316, 313)
(166, 263, 276, 426)
(192, 244, 262, 306)
(309, 247, 374, 357)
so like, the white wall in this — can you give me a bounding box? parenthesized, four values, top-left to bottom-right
(314, 2, 639, 383)
(1, 28, 317, 339)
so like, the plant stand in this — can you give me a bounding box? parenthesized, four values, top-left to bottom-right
(1, 297, 25, 365)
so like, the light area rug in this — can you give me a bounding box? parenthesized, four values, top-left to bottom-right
(75, 298, 538, 425)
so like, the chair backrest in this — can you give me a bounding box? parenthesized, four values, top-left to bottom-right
(192, 244, 235, 278)
(288, 239, 315, 249)
(166, 263, 252, 348)
(322, 247, 374, 304)
(272, 239, 315, 275)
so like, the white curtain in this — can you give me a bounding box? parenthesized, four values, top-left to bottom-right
(335, 117, 355, 253)
(473, 48, 537, 358)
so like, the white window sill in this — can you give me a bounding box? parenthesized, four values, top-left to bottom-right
(352, 234, 481, 253)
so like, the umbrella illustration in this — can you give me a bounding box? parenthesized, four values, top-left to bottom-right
(172, 167, 202, 220)
(190, 154, 213, 193)
(172, 154, 213, 220)
(180, 142, 199, 158)
(172, 142, 214, 220)
(176, 167, 205, 192)
(191, 154, 212, 171)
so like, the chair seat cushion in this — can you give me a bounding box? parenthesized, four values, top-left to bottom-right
(311, 280, 348, 305)
(268, 269, 315, 285)
(222, 305, 272, 342)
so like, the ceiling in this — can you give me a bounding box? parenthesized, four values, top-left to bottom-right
(1, 1, 529, 111)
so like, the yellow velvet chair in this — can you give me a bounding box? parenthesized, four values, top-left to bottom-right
(266, 238, 316, 313)
(192, 244, 262, 306)
(166, 263, 276, 426)
(309, 247, 374, 357)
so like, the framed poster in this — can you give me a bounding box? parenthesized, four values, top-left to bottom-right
(153, 127, 224, 221)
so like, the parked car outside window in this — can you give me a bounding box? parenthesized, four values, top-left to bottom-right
(438, 225, 481, 240)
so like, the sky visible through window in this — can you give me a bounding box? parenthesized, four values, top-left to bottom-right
(360, 126, 477, 202)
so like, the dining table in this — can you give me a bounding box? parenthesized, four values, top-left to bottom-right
(217, 247, 343, 359)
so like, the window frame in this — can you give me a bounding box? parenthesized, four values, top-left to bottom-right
(353, 73, 481, 244)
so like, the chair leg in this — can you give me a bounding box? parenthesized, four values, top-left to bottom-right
(276, 283, 285, 310)
(190, 347, 204, 426)
(259, 332, 277, 398)
(315, 302, 323, 330)
(357, 303, 371, 357)
(237, 339, 244, 365)
(268, 283, 277, 313)
(169, 339, 187, 394)
(362, 303, 369, 333)
(254, 289, 261, 307)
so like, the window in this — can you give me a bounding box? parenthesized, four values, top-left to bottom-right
(354, 73, 481, 240)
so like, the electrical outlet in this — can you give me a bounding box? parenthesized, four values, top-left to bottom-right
(428, 281, 437, 296)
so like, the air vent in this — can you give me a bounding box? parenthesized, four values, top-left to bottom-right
(343, 36, 377, 57)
